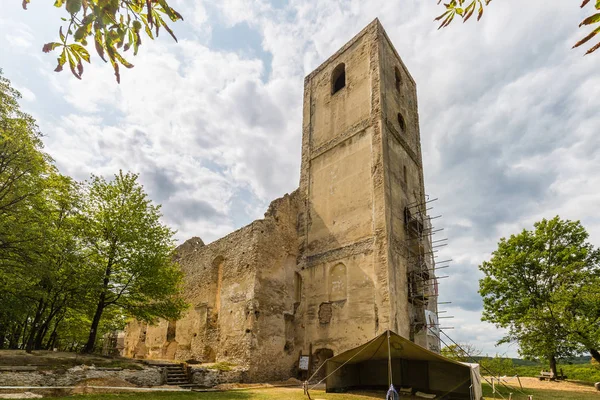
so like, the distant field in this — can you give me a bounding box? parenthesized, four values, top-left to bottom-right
(481, 362, 600, 383)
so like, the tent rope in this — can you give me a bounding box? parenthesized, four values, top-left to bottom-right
(438, 329, 529, 396)
(426, 327, 505, 399)
(428, 326, 531, 398)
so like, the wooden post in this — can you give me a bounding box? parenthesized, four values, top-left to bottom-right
(308, 343, 313, 379)
(517, 375, 523, 391)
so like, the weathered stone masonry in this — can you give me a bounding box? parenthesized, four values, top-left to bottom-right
(122, 19, 440, 382)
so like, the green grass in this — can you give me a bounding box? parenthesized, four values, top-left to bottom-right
(35, 384, 600, 400)
(40, 388, 381, 399)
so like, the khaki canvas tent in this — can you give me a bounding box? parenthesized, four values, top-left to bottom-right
(324, 331, 483, 400)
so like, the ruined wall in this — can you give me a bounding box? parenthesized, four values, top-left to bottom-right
(122, 191, 301, 378)
(247, 192, 303, 381)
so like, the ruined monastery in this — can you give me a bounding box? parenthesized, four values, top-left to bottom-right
(122, 19, 441, 382)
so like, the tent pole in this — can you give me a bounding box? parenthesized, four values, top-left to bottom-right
(387, 330, 393, 387)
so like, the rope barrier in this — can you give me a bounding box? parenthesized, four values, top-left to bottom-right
(427, 326, 531, 398)
(425, 327, 505, 400)
(439, 329, 529, 396)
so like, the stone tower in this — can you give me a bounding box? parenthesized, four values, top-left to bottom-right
(120, 19, 440, 382)
(296, 18, 440, 356)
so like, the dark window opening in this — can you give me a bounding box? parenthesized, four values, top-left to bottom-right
(166, 320, 176, 342)
(395, 67, 402, 91)
(332, 63, 346, 94)
(294, 272, 303, 304)
(403, 165, 408, 183)
(397, 113, 406, 132)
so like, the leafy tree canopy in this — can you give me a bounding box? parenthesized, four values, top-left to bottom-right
(81, 171, 186, 352)
(436, 0, 600, 55)
(22, 0, 183, 82)
(0, 71, 186, 353)
(479, 216, 600, 375)
(441, 343, 482, 362)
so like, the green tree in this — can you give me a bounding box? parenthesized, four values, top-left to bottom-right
(479, 216, 600, 377)
(441, 343, 482, 362)
(20, 174, 88, 353)
(479, 354, 515, 376)
(0, 70, 56, 350)
(0, 70, 52, 269)
(80, 171, 186, 353)
(435, 1, 600, 55)
(22, 0, 183, 82)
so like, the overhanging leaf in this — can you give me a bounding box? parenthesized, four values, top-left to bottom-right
(42, 42, 62, 53)
(573, 26, 600, 49)
(579, 13, 600, 27)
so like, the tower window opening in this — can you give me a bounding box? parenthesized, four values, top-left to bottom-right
(395, 67, 402, 91)
(403, 165, 408, 184)
(294, 272, 303, 304)
(331, 63, 346, 94)
(397, 113, 406, 132)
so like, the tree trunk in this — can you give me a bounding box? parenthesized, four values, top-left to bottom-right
(45, 314, 64, 350)
(25, 299, 46, 353)
(82, 300, 105, 353)
(18, 314, 30, 349)
(589, 348, 600, 364)
(9, 321, 22, 349)
(0, 323, 7, 350)
(82, 259, 113, 354)
(34, 321, 50, 350)
(549, 355, 558, 378)
(46, 330, 58, 350)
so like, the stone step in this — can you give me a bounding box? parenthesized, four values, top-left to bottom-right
(167, 378, 189, 382)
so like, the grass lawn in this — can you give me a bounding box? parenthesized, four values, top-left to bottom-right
(42, 382, 599, 400)
(48, 388, 379, 399)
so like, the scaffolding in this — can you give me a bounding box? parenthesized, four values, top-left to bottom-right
(404, 198, 443, 341)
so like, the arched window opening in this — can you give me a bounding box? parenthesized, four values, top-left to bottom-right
(397, 113, 406, 132)
(294, 272, 303, 304)
(166, 320, 176, 342)
(331, 63, 346, 94)
(329, 263, 347, 302)
(395, 67, 402, 91)
(403, 165, 408, 184)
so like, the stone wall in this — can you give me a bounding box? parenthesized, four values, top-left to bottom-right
(190, 366, 248, 388)
(0, 366, 162, 387)
(122, 191, 301, 382)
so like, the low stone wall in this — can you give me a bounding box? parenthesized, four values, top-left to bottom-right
(190, 366, 248, 387)
(0, 366, 163, 387)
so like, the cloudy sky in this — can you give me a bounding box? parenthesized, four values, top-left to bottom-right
(2, 0, 599, 358)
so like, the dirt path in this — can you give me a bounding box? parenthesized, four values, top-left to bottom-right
(491, 376, 596, 394)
